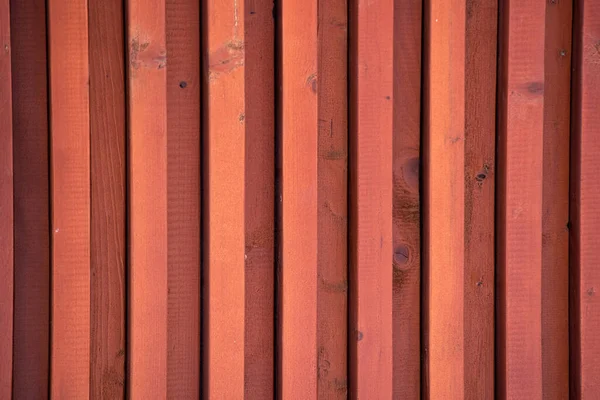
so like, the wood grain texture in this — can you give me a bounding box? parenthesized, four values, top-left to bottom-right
(203, 0, 245, 397)
(10, 0, 50, 396)
(542, 0, 572, 398)
(392, 0, 421, 397)
(0, 0, 13, 396)
(317, 0, 348, 398)
(278, 0, 318, 398)
(48, 0, 91, 397)
(570, 0, 600, 397)
(464, 0, 496, 398)
(244, 0, 275, 397)
(127, 0, 168, 397)
(48, 1, 92, 398)
(422, 0, 466, 398)
(166, 0, 201, 397)
(349, 0, 394, 398)
(496, 1, 545, 398)
(88, 0, 126, 398)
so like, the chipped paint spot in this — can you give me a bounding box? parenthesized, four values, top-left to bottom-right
(130, 36, 167, 72)
(306, 73, 317, 93)
(208, 40, 245, 82)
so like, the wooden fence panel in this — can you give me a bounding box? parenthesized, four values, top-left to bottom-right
(571, 0, 600, 397)
(317, 0, 348, 398)
(48, 0, 91, 397)
(243, 0, 275, 398)
(464, 1, 497, 398)
(166, 0, 201, 397)
(204, 0, 274, 397)
(203, 0, 246, 396)
(496, 1, 546, 398)
(0, 0, 13, 397)
(127, 0, 168, 397)
(422, 0, 465, 398)
(89, 0, 127, 397)
(203, 0, 275, 396)
(349, 0, 394, 398)
(392, 0, 422, 397)
(543, 0, 573, 398)
(2, 1, 600, 399)
(10, 0, 50, 396)
(278, 0, 319, 398)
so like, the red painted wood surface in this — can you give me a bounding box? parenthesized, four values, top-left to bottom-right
(279, 0, 318, 397)
(422, 0, 466, 398)
(48, 0, 91, 397)
(349, 0, 394, 398)
(10, 0, 50, 396)
(542, 0, 572, 398)
(497, 1, 546, 398)
(571, 0, 600, 397)
(392, 0, 421, 397)
(0, 0, 13, 396)
(244, 0, 275, 397)
(127, 0, 168, 397)
(464, 0, 497, 398)
(166, 0, 201, 397)
(204, 0, 247, 396)
(317, 0, 348, 398)
(89, 0, 126, 397)
(2, 2, 600, 399)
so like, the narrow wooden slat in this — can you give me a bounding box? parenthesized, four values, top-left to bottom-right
(204, 1, 275, 396)
(10, 0, 50, 396)
(422, 0, 465, 398)
(278, 0, 318, 397)
(166, 0, 201, 397)
(317, 0, 348, 398)
(542, 0, 572, 398)
(464, 0, 497, 398)
(349, 0, 393, 397)
(202, 0, 245, 396)
(244, 0, 275, 397)
(127, 0, 168, 396)
(496, 1, 545, 398)
(0, 0, 13, 396)
(392, 0, 421, 397)
(89, 0, 126, 397)
(48, 0, 91, 397)
(570, 0, 600, 397)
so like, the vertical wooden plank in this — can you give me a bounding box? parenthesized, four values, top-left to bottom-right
(204, 0, 275, 396)
(127, 0, 168, 397)
(0, 0, 13, 396)
(278, 0, 318, 398)
(89, 0, 126, 397)
(570, 0, 600, 397)
(392, 0, 421, 397)
(464, 0, 496, 398)
(496, 1, 545, 398)
(203, 0, 243, 396)
(166, 0, 201, 398)
(48, 0, 91, 397)
(244, 0, 275, 398)
(317, 0, 348, 398)
(422, 0, 465, 398)
(542, 0, 572, 398)
(10, 0, 50, 396)
(349, 0, 393, 398)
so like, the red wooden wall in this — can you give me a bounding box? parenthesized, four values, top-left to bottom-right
(0, 0, 599, 399)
